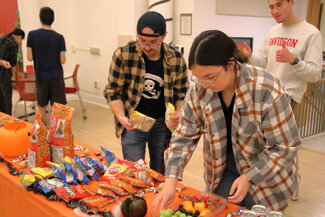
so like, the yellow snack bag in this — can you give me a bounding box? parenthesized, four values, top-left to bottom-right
(19, 174, 37, 186)
(129, 111, 156, 132)
(165, 103, 175, 131)
(31, 167, 54, 179)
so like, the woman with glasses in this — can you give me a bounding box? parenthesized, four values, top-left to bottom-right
(153, 30, 301, 211)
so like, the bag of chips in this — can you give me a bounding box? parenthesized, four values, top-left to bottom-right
(165, 103, 175, 131)
(28, 108, 51, 168)
(129, 110, 156, 132)
(53, 185, 90, 202)
(49, 103, 75, 164)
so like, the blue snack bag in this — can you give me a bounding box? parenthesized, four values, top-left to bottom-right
(37, 178, 68, 194)
(64, 162, 90, 185)
(74, 155, 99, 181)
(100, 146, 116, 164)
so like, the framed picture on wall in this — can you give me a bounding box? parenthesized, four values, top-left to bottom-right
(230, 37, 253, 50)
(180, 13, 192, 35)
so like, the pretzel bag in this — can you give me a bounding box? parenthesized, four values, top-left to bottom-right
(49, 103, 75, 164)
(28, 108, 51, 168)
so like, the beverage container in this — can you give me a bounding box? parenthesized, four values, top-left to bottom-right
(251, 204, 267, 217)
(241, 210, 257, 217)
(266, 211, 283, 217)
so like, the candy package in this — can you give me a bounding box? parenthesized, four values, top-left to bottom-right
(100, 146, 116, 164)
(134, 169, 155, 187)
(165, 103, 175, 131)
(49, 103, 75, 164)
(74, 155, 99, 181)
(31, 167, 54, 179)
(53, 185, 90, 202)
(86, 156, 105, 173)
(80, 195, 114, 208)
(37, 178, 68, 194)
(97, 187, 118, 198)
(129, 110, 156, 132)
(102, 162, 129, 181)
(19, 174, 37, 186)
(98, 183, 128, 196)
(142, 167, 165, 182)
(109, 179, 138, 194)
(53, 166, 77, 185)
(124, 176, 150, 188)
(28, 108, 51, 168)
(64, 162, 90, 185)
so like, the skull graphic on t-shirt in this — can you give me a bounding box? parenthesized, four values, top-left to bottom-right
(142, 73, 163, 99)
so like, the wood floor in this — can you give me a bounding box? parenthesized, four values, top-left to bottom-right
(17, 100, 325, 217)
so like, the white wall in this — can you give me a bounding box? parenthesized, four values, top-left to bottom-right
(17, 0, 311, 107)
(174, 0, 308, 64)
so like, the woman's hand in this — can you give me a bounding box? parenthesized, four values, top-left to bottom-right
(152, 178, 178, 212)
(227, 174, 250, 203)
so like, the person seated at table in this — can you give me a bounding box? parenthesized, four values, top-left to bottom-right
(153, 30, 301, 211)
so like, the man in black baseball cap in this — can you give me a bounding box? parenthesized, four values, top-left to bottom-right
(137, 11, 166, 38)
(135, 11, 167, 59)
(104, 10, 189, 174)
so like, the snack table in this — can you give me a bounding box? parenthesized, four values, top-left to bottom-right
(0, 114, 241, 217)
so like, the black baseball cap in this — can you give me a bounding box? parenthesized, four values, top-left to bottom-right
(137, 11, 166, 38)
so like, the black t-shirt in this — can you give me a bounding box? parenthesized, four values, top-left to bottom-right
(136, 54, 165, 119)
(27, 28, 66, 80)
(218, 92, 235, 153)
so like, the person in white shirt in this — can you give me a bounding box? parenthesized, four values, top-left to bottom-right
(238, 0, 323, 112)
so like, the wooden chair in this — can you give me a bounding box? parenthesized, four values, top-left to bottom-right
(65, 64, 87, 119)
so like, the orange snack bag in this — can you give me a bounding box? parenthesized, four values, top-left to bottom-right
(28, 108, 51, 168)
(49, 103, 75, 164)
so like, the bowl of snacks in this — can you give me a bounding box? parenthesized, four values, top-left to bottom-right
(159, 192, 228, 217)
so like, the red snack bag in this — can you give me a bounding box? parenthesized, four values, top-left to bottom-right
(80, 195, 113, 208)
(97, 188, 118, 198)
(134, 169, 155, 187)
(142, 168, 165, 182)
(110, 179, 138, 194)
(99, 183, 128, 196)
(116, 158, 135, 168)
(28, 108, 51, 168)
(49, 103, 75, 164)
(53, 185, 90, 202)
(102, 162, 129, 181)
(124, 176, 150, 188)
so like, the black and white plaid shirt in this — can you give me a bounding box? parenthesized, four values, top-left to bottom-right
(0, 35, 18, 76)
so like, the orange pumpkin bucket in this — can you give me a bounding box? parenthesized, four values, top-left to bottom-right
(0, 121, 32, 157)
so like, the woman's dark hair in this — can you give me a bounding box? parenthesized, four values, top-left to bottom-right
(188, 30, 248, 69)
(39, 7, 54, 25)
(8, 28, 25, 39)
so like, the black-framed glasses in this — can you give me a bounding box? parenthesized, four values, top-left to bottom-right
(136, 36, 161, 49)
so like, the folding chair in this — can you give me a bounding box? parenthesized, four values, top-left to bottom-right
(65, 64, 87, 119)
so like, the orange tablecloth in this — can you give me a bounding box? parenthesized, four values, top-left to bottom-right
(0, 117, 241, 217)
